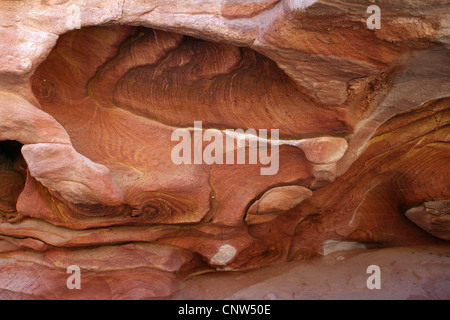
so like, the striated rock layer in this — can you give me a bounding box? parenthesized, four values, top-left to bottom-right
(0, 0, 449, 299)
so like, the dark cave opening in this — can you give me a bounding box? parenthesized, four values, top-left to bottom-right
(0, 140, 27, 220)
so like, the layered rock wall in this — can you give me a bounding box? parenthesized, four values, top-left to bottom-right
(0, 0, 449, 299)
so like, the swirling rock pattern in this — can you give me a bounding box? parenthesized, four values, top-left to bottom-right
(0, 0, 449, 299)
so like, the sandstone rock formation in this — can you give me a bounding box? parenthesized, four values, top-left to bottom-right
(0, 0, 449, 299)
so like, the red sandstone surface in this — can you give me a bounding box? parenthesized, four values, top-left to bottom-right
(0, 0, 449, 300)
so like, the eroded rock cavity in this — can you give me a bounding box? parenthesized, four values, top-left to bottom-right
(0, 0, 449, 299)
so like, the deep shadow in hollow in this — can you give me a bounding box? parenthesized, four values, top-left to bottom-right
(0, 140, 27, 220)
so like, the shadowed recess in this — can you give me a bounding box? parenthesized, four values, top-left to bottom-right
(0, 141, 26, 220)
